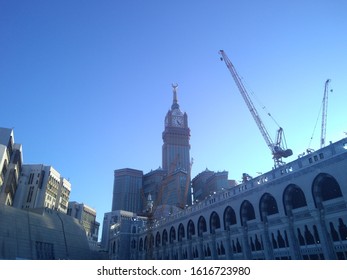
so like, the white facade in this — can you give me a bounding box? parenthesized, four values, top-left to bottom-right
(14, 164, 71, 213)
(101, 210, 147, 259)
(68, 201, 100, 248)
(128, 138, 347, 260)
(0, 128, 23, 206)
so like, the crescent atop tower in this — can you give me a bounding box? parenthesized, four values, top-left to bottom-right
(171, 83, 179, 110)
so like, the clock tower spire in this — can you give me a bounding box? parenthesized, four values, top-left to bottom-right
(171, 83, 179, 110)
(162, 84, 190, 174)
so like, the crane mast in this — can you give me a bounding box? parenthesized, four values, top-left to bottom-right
(219, 50, 292, 167)
(321, 79, 331, 148)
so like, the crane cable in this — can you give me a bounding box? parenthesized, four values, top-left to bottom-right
(307, 101, 323, 150)
(241, 75, 281, 129)
(307, 80, 332, 151)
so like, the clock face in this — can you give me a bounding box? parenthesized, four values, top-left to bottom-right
(172, 116, 183, 127)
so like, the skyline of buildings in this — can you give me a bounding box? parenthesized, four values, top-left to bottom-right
(0, 126, 101, 259)
(1, 84, 347, 260)
(111, 85, 195, 217)
(102, 86, 347, 260)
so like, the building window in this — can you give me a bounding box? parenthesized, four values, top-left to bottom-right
(35, 241, 55, 260)
(26, 186, 34, 203)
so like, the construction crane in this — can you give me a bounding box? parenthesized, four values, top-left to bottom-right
(219, 50, 293, 167)
(140, 155, 181, 259)
(320, 79, 331, 148)
(178, 157, 193, 209)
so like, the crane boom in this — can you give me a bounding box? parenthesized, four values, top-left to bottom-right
(321, 79, 331, 148)
(180, 157, 193, 209)
(219, 50, 292, 167)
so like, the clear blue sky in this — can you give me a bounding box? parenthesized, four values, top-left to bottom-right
(1, 1, 346, 232)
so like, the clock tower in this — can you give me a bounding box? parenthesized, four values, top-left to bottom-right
(162, 84, 191, 174)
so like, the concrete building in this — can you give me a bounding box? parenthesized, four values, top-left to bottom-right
(0, 204, 93, 259)
(0, 127, 23, 206)
(103, 85, 347, 260)
(111, 85, 192, 215)
(112, 168, 143, 213)
(103, 85, 194, 257)
(142, 168, 166, 212)
(162, 84, 191, 174)
(67, 201, 100, 249)
(132, 138, 347, 260)
(102, 210, 147, 260)
(0, 127, 104, 259)
(192, 169, 237, 202)
(13, 164, 71, 214)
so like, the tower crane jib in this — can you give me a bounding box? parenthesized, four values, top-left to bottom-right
(219, 50, 293, 167)
(321, 79, 331, 148)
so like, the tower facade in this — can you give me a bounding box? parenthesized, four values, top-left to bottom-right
(0, 127, 23, 206)
(162, 85, 191, 174)
(112, 168, 143, 213)
(14, 164, 71, 213)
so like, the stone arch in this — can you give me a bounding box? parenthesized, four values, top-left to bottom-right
(169, 226, 176, 244)
(312, 173, 343, 209)
(131, 239, 136, 249)
(178, 223, 185, 241)
(259, 192, 279, 221)
(155, 232, 161, 247)
(149, 234, 154, 249)
(210, 211, 221, 234)
(144, 236, 148, 251)
(112, 240, 116, 254)
(187, 219, 195, 240)
(240, 200, 256, 226)
(223, 206, 237, 230)
(162, 229, 168, 246)
(338, 218, 347, 241)
(198, 216, 207, 237)
(139, 238, 143, 251)
(283, 184, 307, 216)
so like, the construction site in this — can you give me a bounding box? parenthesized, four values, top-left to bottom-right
(101, 51, 347, 260)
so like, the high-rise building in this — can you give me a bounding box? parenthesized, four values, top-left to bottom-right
(0, 127, 23, 206)
(192, 169, 237, 202)
(67, 201, 100, 249)
(14, 164, 71, 213)
(103, 82, 347, 260)
(162, 84, 191, 174)
(0, 127, 102, 260)
(112, 168, 143, 213)
(111, 85, 192, 214)
(104, 86, 193, 256)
